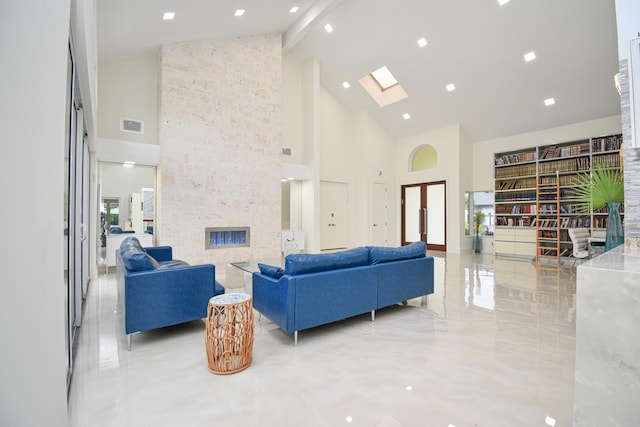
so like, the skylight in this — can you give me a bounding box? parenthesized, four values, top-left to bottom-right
(358, 65, 408, 107)
(371, 66, 398, 90)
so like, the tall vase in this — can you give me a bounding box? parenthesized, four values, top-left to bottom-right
(605, 202, 624, 252)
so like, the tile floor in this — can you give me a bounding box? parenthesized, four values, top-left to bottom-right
(68, 252, 577, 427)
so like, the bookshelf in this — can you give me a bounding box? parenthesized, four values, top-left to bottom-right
(493, 134, 623, 260)
(536, 172, 561, 262)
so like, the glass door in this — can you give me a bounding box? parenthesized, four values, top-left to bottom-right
(401, 181, 446, 251)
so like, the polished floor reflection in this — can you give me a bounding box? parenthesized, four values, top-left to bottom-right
(68, 252, 577, 426)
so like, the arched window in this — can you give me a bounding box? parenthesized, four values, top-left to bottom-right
(411, 145, 438, 171)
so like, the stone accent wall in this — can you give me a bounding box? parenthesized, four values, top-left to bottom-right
(620, 60, 640, 238)
(158, 34, 283, 281)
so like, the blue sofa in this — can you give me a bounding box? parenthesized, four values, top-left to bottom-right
(252, 242, 434, 345)
(116, 236, 225, 349)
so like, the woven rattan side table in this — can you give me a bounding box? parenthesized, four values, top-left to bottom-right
(205, 293, 254, 374)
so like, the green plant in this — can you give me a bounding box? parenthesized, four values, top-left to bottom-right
(571, 165, 624, 212)
(474, 211, 486, 235)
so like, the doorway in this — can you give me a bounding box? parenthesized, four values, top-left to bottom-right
(401, 181, 446, 251)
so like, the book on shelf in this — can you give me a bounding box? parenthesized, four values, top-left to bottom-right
(495, 163, 537, 178)
(538, 157, 589, 174)
(591, 135, 622, 152)
(495, 151, 536, 165)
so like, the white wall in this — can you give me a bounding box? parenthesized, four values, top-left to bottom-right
(0, 1, 71, 425)
(353, 111, 397, 246)
(472, 116, 623, 191)
(282, 55, 303, 164)
(98, 57, 159, 144)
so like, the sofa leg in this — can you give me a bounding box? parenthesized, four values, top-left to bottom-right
(294, 331, 298, 346)
(127, 334, 132, 351)
(371, 310, 375, 322)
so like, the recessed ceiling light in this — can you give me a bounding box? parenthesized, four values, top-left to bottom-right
(342, 81, 351, 89)
(234, 9, 245, 17)
(403, 113, 411, 120)
(345, 416, 353, 423)
(544, 97, 555, 106)
(324, 23, 334, 33)
(290, 6, 300, 13)
(162, 12, 175, 20)
(545, 416, 556, 426)
(446, 83, 456, 92)
(405, 385, 413, 391)
(524, 51, 536, 62)
(498, 0, 510, 5)
(417, 37, 428, 48)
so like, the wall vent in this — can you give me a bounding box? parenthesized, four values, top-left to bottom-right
(120, 118, 145, 134)
(282, 147, 292, 156)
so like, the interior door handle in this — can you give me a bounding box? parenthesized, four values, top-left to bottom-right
(423, 208, 428, 236)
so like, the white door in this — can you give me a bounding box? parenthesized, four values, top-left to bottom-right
(403, 186, 421, 243)
(372, 183, 388, 246)
(426, 182, 446, 247)
(320, 181, 348, 250)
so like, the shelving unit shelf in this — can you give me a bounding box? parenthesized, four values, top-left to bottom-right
(493, 134, 623, 261)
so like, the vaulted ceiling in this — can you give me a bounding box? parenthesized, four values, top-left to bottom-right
(97, 0, 621, 142)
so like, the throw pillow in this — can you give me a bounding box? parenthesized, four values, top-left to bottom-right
(122, 249, 160, 271)
(258, 263, 285, 279)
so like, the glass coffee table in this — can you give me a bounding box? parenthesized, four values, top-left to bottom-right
(225, 258, 284, 293)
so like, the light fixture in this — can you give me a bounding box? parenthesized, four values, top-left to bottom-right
(324, 23, 334, 33)
(289, 6, 300, 13)
(417, 37, 428, 48)
(545, 416, 556, 426)
(524, 51, 536, 62)
(371, 66, 398, 90)
(162, 12, 175, 20)
(342, 81, 351, 89)
(405, 385, 413, 391)
(498, 0, 510, 5)
(446, 83, 456, 91)
(123, 161, 135, 168)
(345, 416, 353, 423)
(234, 9, 245, 17)
(403, 113, 411, 120)
(544, 97, 555, 106)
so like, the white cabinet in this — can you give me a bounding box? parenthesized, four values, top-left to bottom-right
(494, 228, 535, 258)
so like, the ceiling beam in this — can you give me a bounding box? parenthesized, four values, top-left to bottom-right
(283, 0, 345, 52)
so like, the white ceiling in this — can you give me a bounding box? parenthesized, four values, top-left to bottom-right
(97, 0, 622, 142)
